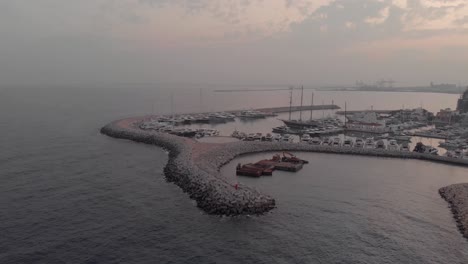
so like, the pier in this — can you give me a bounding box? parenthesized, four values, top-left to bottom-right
(255, 104, 340, 114)
(336, 109, 394, 115)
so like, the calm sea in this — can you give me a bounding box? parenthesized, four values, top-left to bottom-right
(1, 84, 467, 263)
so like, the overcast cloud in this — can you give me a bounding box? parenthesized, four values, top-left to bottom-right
(1, 0, 467, 86)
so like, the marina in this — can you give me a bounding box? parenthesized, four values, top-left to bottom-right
(102, 86, 468, 242)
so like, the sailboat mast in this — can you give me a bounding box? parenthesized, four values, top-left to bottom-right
(344, 101, 347, 127)
(199, 88, 203, 113)
(288, 87, 293, 121)
(299, 86, 304, 121)
(171, 92, 174, 119)
(309, 92, 314, 121)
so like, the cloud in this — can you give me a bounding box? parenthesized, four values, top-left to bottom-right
(365, 7, 390, 25)
(401, 0, 468, 31)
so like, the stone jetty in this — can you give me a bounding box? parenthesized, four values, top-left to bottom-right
(102, 116, 468, 216)
(439, 184, 468, 239)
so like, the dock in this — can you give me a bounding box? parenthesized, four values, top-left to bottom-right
(255, 104, 340, 114)
(236, 154, 307, 177)
(336, 110, 395, 115)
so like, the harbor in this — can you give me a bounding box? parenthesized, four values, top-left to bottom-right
(101, 86, 468, 238)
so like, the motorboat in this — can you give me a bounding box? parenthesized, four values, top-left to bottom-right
(400, 142, 410, 152)
(309, 137, 322, 145)
(343, 138, 354, 147)
(273, 134, 282, 141)
(375, 139, 386, 149)
(281, 134, 293, 142)
(364, 138, 375, 149)
(322, 137, 331, 145)
(246, 133, 256, 141)
(387, 139, 400, 151)
(354, 138, 364, 148)
(272, 126, 290, 134)
(301, 134, 311, 143)
(331, 137, 341, 147)
(264, 133, 273, 141)
(231, 130, 242, 138)
(253, 133, 263, 141)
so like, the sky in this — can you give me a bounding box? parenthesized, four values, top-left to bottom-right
(1, 0, 468, 87)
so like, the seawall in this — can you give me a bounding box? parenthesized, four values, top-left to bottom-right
(439, 184, 468, 239)
(101, 117, 468, 220)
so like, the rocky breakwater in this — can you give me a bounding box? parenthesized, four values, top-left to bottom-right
(439, 184, 468, 239)
(101, 117, 468, 218)
(100, 118, 275, 216)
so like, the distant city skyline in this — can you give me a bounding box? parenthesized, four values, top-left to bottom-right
(1, 0, 468, 86)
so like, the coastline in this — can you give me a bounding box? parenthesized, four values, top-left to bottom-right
(102, 116, 468, 234)
(439, 184, 468, 239)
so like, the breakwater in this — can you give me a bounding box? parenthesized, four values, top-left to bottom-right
(439, 184, 468, 239)
(102, 117, 468, 218)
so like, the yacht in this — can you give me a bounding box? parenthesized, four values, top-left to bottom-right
(425, 146, 439, 155)
(253, 133, 262, 141)
(231, 130, 241, 138)
(309, 137, 322, 145)
(301, 134, 311, 143)
(331, 137, 342, 147)
(246, 133, 256, 141)
(354, 138, 364, 148)
(375, 139, 386, 149)
(281, 134, 293, 142)
(273, 134, 282, 141)
(400, 142, 410, 152)
(364, 138, 375, 149)
(265, 133, 273, 142)
(322, 137, 331, 145)
(272, 126, 293, 134)
(343, 138, 354, 147)
(387, 139, 400, 151)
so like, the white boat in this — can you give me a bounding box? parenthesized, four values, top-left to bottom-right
(231, 130, 242, 138)
(322, 137, 331, 145)
(445, 150, 462, 158)
(265, 133, 273, 141)
(309, 137, 322, 145)
(331, 137, 341, 147)
(387, 139, 400, 151)
(246, 133, 255, 141)
(354, 138, 364, 148)
(273, 134, 282, 141)
(301, 134, 311, 143)
(343, 138, 354, 147)
(281, 134, 293, 142)
(394, 133, 412, 142)
(375, 139, 386, 149)
(425, 146, 438, 155)
(400, 142, 410, 152)
(364, 138, 375, 149)
(253, 133, 262, 141)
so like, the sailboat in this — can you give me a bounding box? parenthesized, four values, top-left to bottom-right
(281, 87, 320, 128)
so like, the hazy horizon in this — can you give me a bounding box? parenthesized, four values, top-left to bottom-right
(1, 0, 468, 87)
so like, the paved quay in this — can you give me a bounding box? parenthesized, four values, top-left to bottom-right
(102, 116, 468, 223)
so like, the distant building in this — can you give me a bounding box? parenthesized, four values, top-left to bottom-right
(430, 82, 457, 89)
(457, 87, 468, 113)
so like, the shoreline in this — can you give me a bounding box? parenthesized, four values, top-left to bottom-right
(101, 116, 468, 234)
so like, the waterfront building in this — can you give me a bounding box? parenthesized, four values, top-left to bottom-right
(457, 87, 468, 113)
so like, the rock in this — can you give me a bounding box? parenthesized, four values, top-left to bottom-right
(439, 184, 468, 239)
